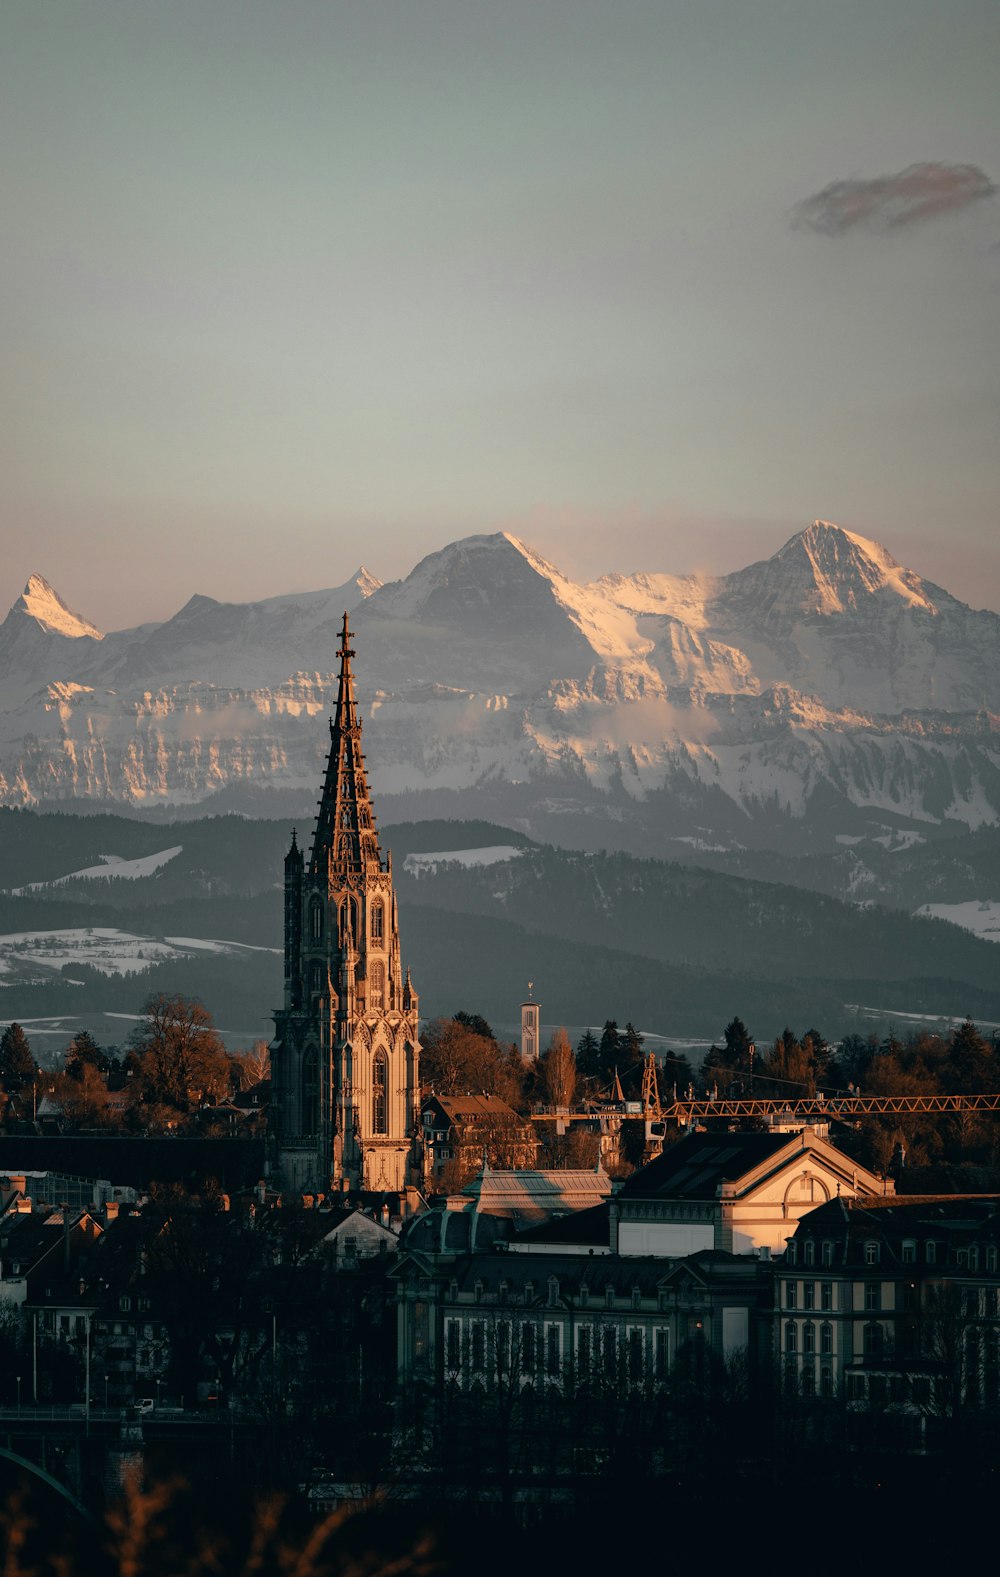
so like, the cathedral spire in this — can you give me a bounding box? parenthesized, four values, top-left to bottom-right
(310, 612, 382, 878)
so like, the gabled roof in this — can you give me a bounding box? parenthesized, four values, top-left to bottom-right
(619, 1129, 887, 1204)
(618, 1133, 792, 1200)
(422, 1094, 524, 1124)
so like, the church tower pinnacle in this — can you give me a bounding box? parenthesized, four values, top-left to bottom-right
(269, 614, 420, 1196)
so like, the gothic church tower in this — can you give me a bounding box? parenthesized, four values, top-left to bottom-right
(270, 614, 420, 1194)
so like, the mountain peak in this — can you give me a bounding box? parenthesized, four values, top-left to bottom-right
(760, 521, 938, 616)
(14, 574, 103, 640)
(353, 566, 383, 598)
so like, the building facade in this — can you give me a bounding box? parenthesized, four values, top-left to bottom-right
(269, 614, 421, 1194)
(777, 1194, 1000, 1422)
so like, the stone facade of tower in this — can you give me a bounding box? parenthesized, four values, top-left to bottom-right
(269, 614, 420, 1195)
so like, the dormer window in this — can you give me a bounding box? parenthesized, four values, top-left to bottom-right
(864, 1242, 880, 1266)
(804, 1240, 815, 1266)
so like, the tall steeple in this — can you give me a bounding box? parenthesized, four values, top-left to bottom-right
(310, 613, 382, 878)
(269, 615, 421, 1199)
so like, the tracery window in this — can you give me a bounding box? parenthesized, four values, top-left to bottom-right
(310, 902, 324, 943)
(371, 902, 384, 945)
(370, 961, 386, 1011)
(372, 1049, 388, 1135)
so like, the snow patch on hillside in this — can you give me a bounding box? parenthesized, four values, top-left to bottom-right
(404, 846, 526, 876)
(12, 846, 182, 894)
(915, 901, 1000, 943)
(0, 926, 279, 977)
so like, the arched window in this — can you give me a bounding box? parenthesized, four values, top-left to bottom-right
(302, 1046, 318, 1136)
(371, 902, 384, 945)
(310, 902, 324, 944)
(370, 961, 386, 1011)
(310, 960, 323, 994)
(803, 1322, 815, 1355)
(372, 1050, 388, 1135)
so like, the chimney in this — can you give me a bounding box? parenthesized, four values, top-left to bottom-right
(105, 1202, 119, 1222)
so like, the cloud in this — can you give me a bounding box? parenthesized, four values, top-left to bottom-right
(791, 162, 996, 236)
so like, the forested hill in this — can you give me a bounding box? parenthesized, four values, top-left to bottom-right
(0, 809, 998, 1041)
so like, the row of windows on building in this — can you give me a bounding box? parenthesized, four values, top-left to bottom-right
(790, 1239, 1000, 1271)
(784, 1280, 1000, 1317)
(443, 1317, 673, 1386)
(462, 1280, 671, 1312)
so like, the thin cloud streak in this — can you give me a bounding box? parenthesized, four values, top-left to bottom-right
(791, 162, 996, 236)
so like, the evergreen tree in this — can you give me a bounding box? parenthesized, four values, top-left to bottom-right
(64, 1029, 107, 1082)
(723, 1016, 753, 1067)
(599, 1020, 621, 1081)
(946, 1018, 993, 1094)
(576, 1029, 600, 1079)
(620, 1022, 645, 1066)
(0, 1023, 35, 1091)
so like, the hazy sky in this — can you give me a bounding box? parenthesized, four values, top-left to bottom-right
(1, 0, 998, 629)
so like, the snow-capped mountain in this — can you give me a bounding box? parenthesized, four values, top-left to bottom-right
(0, 525, 997, 842)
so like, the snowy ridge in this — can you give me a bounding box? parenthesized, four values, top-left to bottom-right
(17, 574, 103, 640)
(0, 521, 998, 830)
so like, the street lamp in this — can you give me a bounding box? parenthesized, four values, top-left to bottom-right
(104, 1374, 109, 1412)
(16, 1375, 21, 1415)
(156, 1378, 163, 1407)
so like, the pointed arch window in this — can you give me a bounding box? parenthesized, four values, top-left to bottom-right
(371, 902, 384, 945)
(310, 901, 324, 944)
(310, 960, 323, 995)
(302, 1046, 318, 1136)
(372, 1050, 388, 1135)
(370, 961, 386, 1011)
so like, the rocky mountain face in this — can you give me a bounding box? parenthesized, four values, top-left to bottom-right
(0, 525, 997, 849)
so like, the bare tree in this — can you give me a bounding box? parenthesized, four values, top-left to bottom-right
(540, 1028, 577, 1109)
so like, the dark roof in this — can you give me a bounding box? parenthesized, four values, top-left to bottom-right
(399, 1207, 514, 1256)
(512, 1203, 610, 1248)
(618, 1133, 790, 1200)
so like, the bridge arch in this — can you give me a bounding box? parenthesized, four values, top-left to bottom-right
(0, 1445, 98, 1529)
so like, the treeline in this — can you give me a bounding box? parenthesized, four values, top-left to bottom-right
(1, 996, 270, 1137)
